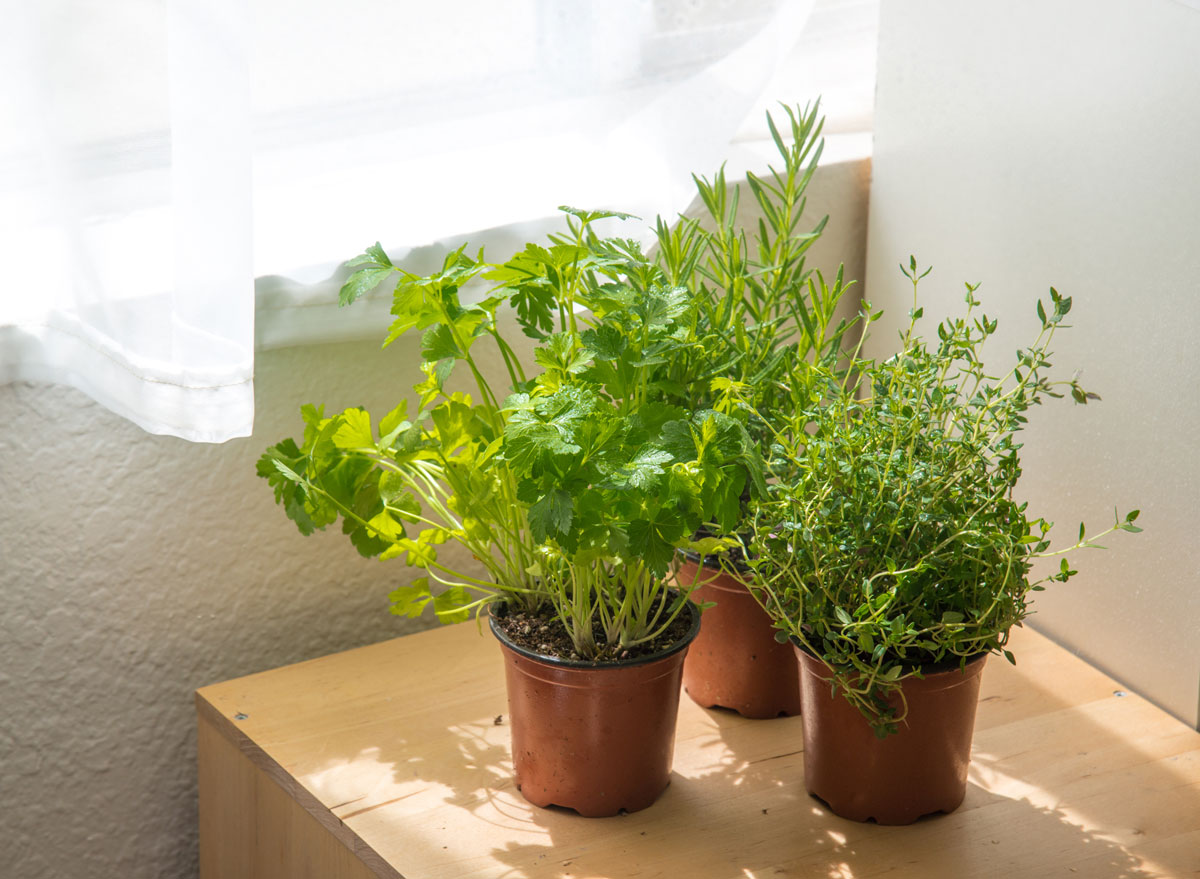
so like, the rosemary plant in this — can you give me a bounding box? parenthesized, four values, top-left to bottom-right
(651, 101, 855, 442)
(744, 259, 1141, 734)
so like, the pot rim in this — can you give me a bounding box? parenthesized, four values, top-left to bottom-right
(678, 547, 753, 575)
(489, 599, 701, 670)
(674, 556, 757, 598)
(791, 636, 990, 678)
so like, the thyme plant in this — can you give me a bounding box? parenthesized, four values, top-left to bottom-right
(745, 260, 1140, 734)
(258, 209, 763, 660)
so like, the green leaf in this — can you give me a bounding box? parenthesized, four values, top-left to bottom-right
(381, 536, 438, 567)
(534, 331, 592, 375)
(384, 281, 431, 346)
(712, 467, 747, 532)
(431, 396, 480, 452)
(379, 471, 419, 513)
(628, 514, 681, 577)
(527, 489, 574, 541)
(558, 205, 639, 223)
(686, 536, 738, 556)
(609, 447, 673, 490)
(630, 403, 687, 438)
(378, 401, 409, 443)
(389, 577, 432, 619)
(502, 388, 594, 472)
(659, 419, 698, 461)
(349, 521, 390, 558)
(332, 408, 374, 450)
(414, 359, 455, 409)
(339, 266, 393, 306)
(365, 242, 393, 267)
(941, 611, 965, 624)
(269, 457, 304, 485)
(638, 285, 690, 330)
(433, 586, 471, 623)
(365, 509, 405, 541)
(580, 325, 627, 360)
(259, 441, 321, 537)
(422, 324, 461, 362)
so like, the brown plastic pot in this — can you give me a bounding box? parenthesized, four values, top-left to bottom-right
(490, 603, 700, 818)
(796, 647, 987, 824)
(677, 556, 802, 718)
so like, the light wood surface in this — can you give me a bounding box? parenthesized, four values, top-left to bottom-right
(196, 623, 1200, 878)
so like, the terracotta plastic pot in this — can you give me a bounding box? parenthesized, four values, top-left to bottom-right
(796, 647, 987, 824)
(490, 603, 700, 818)
(678, 556, 802, 718)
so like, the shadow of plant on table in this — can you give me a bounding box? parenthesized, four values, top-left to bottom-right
(272, 615, 1194, 879)
(476, 692, 1172, 879)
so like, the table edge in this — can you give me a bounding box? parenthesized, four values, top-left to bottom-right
(195, 692, 405, 879)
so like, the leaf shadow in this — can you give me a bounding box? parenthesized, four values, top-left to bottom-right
(283, 629, 1198, 878)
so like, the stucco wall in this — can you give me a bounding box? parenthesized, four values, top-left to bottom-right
(0, 158, 870, 878)
(865, 0, 1200, 727)
(1, 340, 440, 877)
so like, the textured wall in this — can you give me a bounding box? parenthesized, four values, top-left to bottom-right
(0, 340, 440, 878)
(866, 0, 1200, 727)
(0, 158, 871, 878)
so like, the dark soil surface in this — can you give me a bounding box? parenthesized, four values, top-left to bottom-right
(493, 602, 693, 663)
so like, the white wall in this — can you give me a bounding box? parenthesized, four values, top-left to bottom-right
(0, 159, 870, 878)
(865, 0, 1200, 726)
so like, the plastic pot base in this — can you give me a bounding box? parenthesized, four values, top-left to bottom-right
(678, 558, 801, 719)
(796, 648, 987, 825)
(491, 604, 699, 818)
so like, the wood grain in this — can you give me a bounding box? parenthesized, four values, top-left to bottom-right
(198, 712, 394, 879)
(196, 623, 1200, 878)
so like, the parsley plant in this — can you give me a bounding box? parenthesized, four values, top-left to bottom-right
(259, 210, 765, 659)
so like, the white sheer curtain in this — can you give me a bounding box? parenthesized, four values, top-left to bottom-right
(0, 0, 253, 442)
(1, 0, 824, 442)
(251, 0, 824, 348)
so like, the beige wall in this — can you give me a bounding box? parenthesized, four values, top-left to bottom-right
(0, 158, 871, 878)
(0, 341, 438, 877)
(865, 0, 1200, 727)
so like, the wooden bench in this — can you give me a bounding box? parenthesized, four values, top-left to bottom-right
(196, 623, 1200, 878)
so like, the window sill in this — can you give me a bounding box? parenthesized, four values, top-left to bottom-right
(253, 133, 873, 352)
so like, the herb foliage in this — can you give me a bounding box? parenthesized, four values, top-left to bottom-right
(744, 259, 1141, 734)
(651, 102, 855, 443)
(258, 209, 764, 660)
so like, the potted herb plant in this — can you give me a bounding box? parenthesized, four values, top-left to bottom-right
(258, 208, 764, 817)
(741, 260, 1141, 823)
(652, 101, 855, 718)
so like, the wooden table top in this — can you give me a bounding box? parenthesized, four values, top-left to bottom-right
(196, 622, 1200, 879)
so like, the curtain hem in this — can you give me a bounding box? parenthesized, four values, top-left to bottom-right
(0, 323, 254, 443)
